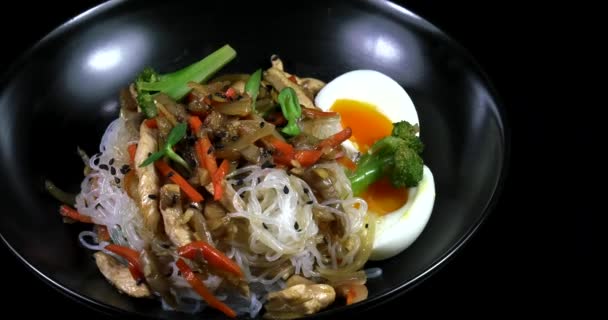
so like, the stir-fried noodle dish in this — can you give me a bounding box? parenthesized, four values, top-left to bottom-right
(47, 44, 435, 319)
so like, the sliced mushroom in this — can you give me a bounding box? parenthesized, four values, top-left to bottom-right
(264, 284, 336, 319)
(94, 252, 151, 298)
(299, 78, 325, 99)
(159, 184, 194, 247)
(140, 248, 177, 307)
(134, 122, 161, 234)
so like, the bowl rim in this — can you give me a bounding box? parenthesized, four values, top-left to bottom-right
(0, 0, 511, 318)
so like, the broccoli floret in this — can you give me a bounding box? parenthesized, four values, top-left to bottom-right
(134, 44, 237, 118)
(392, 120, 424, 153)
(391, 147, 423, 188)
(348, 121, 425, 195)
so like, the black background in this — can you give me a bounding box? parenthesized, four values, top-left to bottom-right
(0, 0, 592, 318)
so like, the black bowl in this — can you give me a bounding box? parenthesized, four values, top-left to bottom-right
(0, 0, 507, 319)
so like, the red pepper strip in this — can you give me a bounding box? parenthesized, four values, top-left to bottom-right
(59, 205, 93, 223)
(265, 111, 287, 126)
(225, 87, 237, 99)
(212, 160, 229, 201)
(178, 241, 243, 278)
(175, 259, 237, 318)
(127, 144, 137, 164)
(104, 244, 144, 283)
(269, 138, 295, 166)
(317, 127, 353, 150)
(188, 116, 203, 134)
(301, 108, 338, 118)
(288, 75, 298, 84)
(155, 161, 204, 203)
(294, 150, 323, 167)
(144, 118, 158, 129)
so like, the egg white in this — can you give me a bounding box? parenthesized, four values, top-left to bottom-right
(314, 69, 436, 260)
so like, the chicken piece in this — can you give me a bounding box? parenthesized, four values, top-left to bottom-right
(134, 122, 161, 234)
(264, 284, 336, 319)
(159, 184, 194, 247)
(264, 68, 314, 109)
(94, 252, 151, 298)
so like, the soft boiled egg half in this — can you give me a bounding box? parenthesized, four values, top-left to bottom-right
(315, 70, 436, 261)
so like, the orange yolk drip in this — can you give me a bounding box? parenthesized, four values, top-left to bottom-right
(330, 99, 392, 153)
(331, 99, 409, 215)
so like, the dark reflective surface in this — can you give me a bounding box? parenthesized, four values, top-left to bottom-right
(0, 0, 507, 319)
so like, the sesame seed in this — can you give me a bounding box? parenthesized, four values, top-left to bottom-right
(93, 158, 100, 166)
(167, 172, 175, 178)
(110, 167, 116, 175)
(120, 165, 130, 174)
(303, 188, 309, 194)
(114, 177, 121, 184)
(306, 201, 313, 205)
(259, 122, 265, 128)
(148, 194, 158, 200)
(283, 186, 289, 194)
(294, 222, 300, 230)
(99, 164, 109, 170)
(365, 224, 369, 229)
(95, 203, 103, 210)
(109, 158, 115, 165)
(257, 177, 261, 184)
(207, 146, 214, 154)
(263, 223, 268, 230)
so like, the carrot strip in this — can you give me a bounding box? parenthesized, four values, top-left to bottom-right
(199, 136, 218, 176)
(127, 144, 137, 164)
(337, 156, 357, 171)
(317, 127, 352, 150)
(155, 161, 204, 202)
(213, 160, 229, 201)
(294, 150, 323, 167)
(59, 205, 93, 223)
(188, 115, 203, 134)
(269, 138, 295, 165)
(175, 259, 236, 318)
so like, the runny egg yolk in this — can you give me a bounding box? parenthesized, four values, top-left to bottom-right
(330, 99, 409, 215)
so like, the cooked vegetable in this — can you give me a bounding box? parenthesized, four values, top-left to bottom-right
(175, 258, 237, 318)
(245, 69, 262, 112)
(135, 45, 237, 118)
(59, 205, 92, 223)
(155, 161, 204, 203)
(45, 180, 76, 205)
(349, 120, 424, 195)
(104, 244, 144, 284)
(212, 160, 230, 201)
(278, 87, 302, 136)
(139, 122, 190, 172)
(178, 241, 243, 277)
